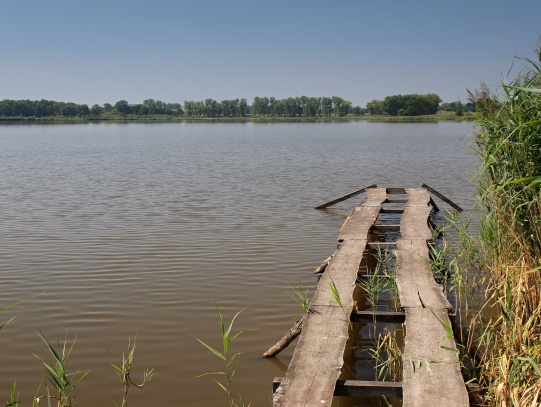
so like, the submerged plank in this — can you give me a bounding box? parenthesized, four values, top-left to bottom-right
(274, 189, 385, 407)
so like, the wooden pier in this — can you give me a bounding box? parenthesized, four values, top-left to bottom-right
(268, 185, 469, 407)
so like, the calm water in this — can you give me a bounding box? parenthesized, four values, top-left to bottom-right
(0, 121, 477, 406)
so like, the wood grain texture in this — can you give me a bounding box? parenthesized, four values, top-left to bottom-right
(402, 308, 469, 407)
(274, 189, 385, 407)
(395, 188, 468, 407)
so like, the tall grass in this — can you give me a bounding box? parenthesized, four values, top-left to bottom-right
(459, 47, 541, 406)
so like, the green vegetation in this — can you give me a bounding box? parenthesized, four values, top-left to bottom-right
(195, 306, 249, 407)
(110, 337, 154, 407)
(465, 50, 541, 405)
(34, 330, 89, 407)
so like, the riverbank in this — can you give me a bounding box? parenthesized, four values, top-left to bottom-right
(0, 111, 474, 123)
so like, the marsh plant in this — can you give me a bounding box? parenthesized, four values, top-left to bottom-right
(443, 44, 541, 406)
(34, 331, 89, 407)
(286, 281, 310, 315)
(195, 306, 250, 407)
(357, 248, 399, 312)
(110, 337, 154, 407)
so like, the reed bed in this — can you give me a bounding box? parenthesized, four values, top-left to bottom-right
(455, 49, 541, 406)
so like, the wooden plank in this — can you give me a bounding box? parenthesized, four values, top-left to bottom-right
(273, 378, 403, 398)
(422, 183, 463, 212)
(350, 310, 405, 323)
(385, 199, 408, 204)
(315, 183, 377, 209)
(395, 189, 451, 310)
(372, 224, 400, 231)
(380, 208, 404, 214)
(395, 188, 468, 406)
(275, 191, 385, 407)
(386, 187, 407, 194)
(367, 242, 397, 249)
(394, 243, 452, 310)
(402, 308, 469, 407)
(338, 188, 386, 241)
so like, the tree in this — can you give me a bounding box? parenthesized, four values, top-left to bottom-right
(114, 100, 130, 115)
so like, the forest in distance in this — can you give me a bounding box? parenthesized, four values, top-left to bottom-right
(0, 93, 474, 120)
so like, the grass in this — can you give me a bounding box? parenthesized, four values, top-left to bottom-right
(357, 248, 400, 312)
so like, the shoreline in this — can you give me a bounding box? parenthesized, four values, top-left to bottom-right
(0, 113, 475, 124)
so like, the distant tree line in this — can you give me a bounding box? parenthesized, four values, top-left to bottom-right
(0, 94, 473, 119)
(365, 94, 443, 116)
(0, 96, 364, 119)
(0, 99, 183, 118)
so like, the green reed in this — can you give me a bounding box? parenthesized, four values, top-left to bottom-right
(195, 306, 250, 407)
(110, 337, 154, 407)
(449, 45, 541, 406)
(34, 330, 89, 407)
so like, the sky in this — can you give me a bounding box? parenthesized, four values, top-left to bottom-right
(1, 0, 540, 107)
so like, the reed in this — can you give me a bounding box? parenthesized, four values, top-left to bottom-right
(452, 47, 541, 406)
(110, 337, 154, 407)
(34, 331, 89, 407)
(195, 306, 249, 407)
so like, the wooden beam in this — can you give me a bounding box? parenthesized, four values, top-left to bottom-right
(371, 224, 400, 231)
(384, 199, 408, 204)
(273, 378, 403, 398)
(422, 183, 463, 212)
(350, 310, 405, 323)
(429, 196, 440, 212)
(380, 208, 404, 214)
(315, 183, 377, 210)
(367, 242, 397, 249)
(386, 188, 407, 194)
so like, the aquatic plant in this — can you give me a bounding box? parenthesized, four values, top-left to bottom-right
(195, 306, 250, 407)
(110, 336, 154, 407)
(34, 330, 89, 407)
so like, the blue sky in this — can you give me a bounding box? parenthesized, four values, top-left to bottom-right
(1, 0, 539, 107)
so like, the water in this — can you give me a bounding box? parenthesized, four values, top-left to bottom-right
(0, 121, 477, 406)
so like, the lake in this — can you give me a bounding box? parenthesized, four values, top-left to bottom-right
(0, 121, 477, 406)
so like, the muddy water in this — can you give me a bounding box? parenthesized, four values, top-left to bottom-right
(0, 121, 477, 406)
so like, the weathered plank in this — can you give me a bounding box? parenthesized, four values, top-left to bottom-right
(350, 310, 405, 323)
(274, 189, 386, 407)
(339, 188, 387, 241)
(395, 188, 468, 406)
(273, 378, 403, 398)
(386, 187, 407, 194)
(402, 308, 469, 407)
(315, 183, 377, 209)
